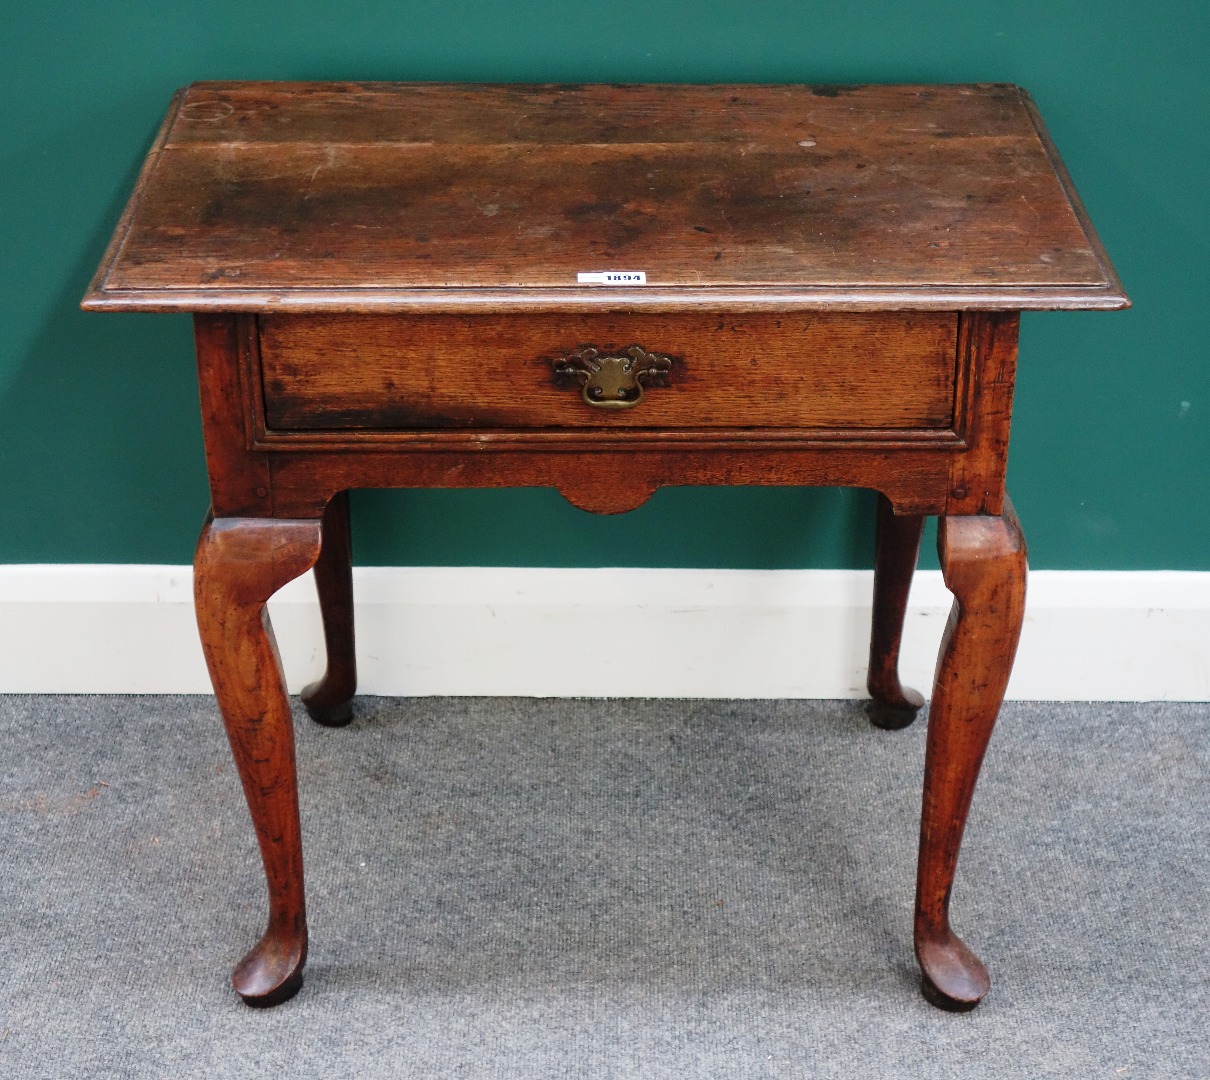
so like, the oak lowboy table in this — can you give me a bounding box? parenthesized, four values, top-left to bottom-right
(84, 81, 1127, 1010)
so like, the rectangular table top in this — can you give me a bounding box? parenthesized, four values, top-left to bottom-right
(83, 81, 1127, 313)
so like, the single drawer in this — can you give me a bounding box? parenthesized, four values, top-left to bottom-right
(258, 312, 958, 432)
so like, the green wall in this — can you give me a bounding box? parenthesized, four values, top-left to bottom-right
(2, 1, 1205, 569)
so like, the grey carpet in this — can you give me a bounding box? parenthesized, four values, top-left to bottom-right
(1, 695, 1206, 1079)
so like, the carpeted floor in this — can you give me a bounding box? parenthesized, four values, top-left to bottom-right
(1, 695, 1206, 1078)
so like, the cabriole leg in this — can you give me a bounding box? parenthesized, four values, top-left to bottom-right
(301, 491, 358, 726)
(194, 514, 323, 1007)
(867, 493, 926, 730)
(915, 500, 1027, 1010)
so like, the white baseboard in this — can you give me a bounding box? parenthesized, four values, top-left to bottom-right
(0, 565, 1207, 700)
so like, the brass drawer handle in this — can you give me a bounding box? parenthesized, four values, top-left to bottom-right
(552, 345, 673, 409)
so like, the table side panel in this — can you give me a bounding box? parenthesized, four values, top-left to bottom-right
(194, 314, 273, 517)
(945, 311, 1019, 516)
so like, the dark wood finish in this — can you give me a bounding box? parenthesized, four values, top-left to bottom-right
(193, 514, 323, 1006)
(300, 491, 357, 726)
(82, 83, 1128, 314)
(83, 83, 1127, 1011)
(916, 500, 1027, 1009)
(946, 311, 1020, 517)
(866, 494, 926, 730)
(193, 315, 271, 517)
(258, 312, 958, 432)
(266, 444, 957, 518)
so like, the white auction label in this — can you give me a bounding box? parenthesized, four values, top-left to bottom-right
(577, 271, 647, 285)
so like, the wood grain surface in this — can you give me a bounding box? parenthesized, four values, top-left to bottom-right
(82, 82, 1129, 312)
(258, 312, 958, 432)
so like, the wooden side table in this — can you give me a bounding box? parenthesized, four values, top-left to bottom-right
(83, 82, 1127, 1010)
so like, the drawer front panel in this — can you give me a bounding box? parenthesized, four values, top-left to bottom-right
(259, 312, 958, 432)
